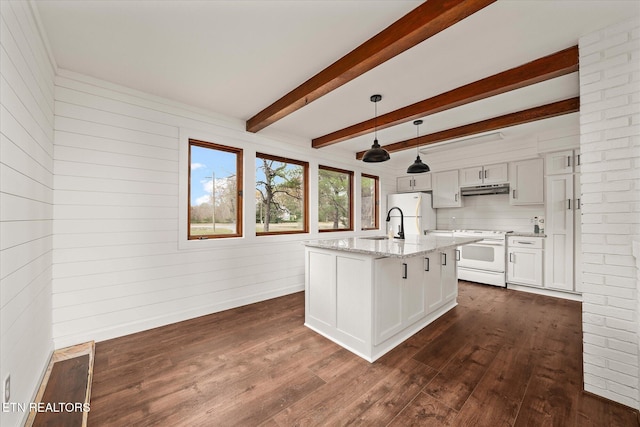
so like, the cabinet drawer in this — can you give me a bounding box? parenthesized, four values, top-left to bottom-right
(508, 237, 543, 249)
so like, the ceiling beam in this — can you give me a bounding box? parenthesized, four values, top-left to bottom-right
(316, 45, 579, 148)
(355, 97, 580, 160)
(246, 0, 497, 133)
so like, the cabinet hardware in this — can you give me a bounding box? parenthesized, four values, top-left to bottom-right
(567, 156, 571, 167)
(424, 257, 430, 272)
(455, 249, 460, 261)
(479, 170, 482, 180)
(402, 263, 407, 279)
(512, 189, 517, 199)
(567, 198, 571, 210)
(441, 252, 447, 266)
(517, 241, 534, 245)
(509, 253, 514, 262)
(576, 198, 581, 209)
(454, 193, 458, 202)
(577, 154, 581, 166)
(484, 170, 488, 179)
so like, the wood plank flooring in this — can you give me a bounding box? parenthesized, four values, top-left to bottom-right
(88, 282, 639, 426)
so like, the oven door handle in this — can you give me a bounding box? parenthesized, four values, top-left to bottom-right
(466, 241, 505, 247)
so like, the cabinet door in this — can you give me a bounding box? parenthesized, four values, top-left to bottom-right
(574, 173, 582, 293)
(374, 258, 404, 345)
(510, 158, 544, 205)
(545, 174, 574, 291)
(545, 150, 574, 175)
(396, 176, 414, 192)
(412, 173, 432, 191)
(441, 250, 458, 302)
(424, 254, 443, 313)
(404, 257, 426, 325)
(459, 166, 483, 186)
(483, 163, 508, 184)
(433, 170, 462, 208)
(507, 248, 543, 287)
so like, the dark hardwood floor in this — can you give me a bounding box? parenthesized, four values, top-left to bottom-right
(88, 282, 639, 426)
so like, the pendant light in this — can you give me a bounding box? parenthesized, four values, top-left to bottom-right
(362, 94, 390, 163)
(406, 119, 430, 173)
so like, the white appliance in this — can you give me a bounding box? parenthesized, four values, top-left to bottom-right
(386, 192, 436, 237)
(454, 230, 511, 287)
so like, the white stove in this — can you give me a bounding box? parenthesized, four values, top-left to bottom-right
(453, 230, 512, 287)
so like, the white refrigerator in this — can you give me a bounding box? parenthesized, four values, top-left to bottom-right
(386, 192, 436, 237)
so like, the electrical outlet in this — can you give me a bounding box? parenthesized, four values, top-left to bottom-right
(4, 374, 10, 403)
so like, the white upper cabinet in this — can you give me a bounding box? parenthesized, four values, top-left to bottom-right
(460, 163, 508, 187)
(545, 149, 581, 175)
(397, 173, 432, 192)
(509, 158, 544, 205)
(432, 170, 462, 208)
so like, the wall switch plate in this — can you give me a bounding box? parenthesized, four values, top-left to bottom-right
(3, 374, 9, 403)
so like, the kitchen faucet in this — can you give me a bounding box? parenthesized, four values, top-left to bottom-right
(385, 207, 405, 240)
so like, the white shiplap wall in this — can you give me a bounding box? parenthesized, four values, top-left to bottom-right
(51, 70, 398, 348)
(0, 1, 55, 425)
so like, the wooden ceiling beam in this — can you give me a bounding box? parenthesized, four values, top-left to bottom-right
(317, 45, 579, 149)
(355, 97, 580, 160)
(246, 0, 497, 133)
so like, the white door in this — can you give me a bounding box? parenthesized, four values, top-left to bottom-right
(374, 258, 404, 345)
(424, 253, 443, 313)
(441, 250, 458, 301)
(388, 193, 420, 216)
(404, 257, 426, 325)
(507, 247, 543, 287)
(574, 173, 582, 292)
(545, 174, 574, 291)
(510, 158, 544, 205)
(433, 170, 461, 208)
(483, 163, 508, 184)
(459, 166, 483, 186)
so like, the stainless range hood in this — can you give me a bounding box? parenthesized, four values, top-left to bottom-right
(460, 183, 510, 196)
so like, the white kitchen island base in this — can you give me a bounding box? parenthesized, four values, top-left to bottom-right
(304, 241, 463, 363)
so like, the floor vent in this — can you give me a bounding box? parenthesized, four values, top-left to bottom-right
(26, 342, 94, 427)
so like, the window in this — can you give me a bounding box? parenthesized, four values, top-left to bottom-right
(188, 139, 243, 239)
(318, 166, 353, 231)
(255, 153, 308, 235)
(361, 174, 379, 230)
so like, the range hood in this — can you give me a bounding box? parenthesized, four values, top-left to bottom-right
(460, 183, 510, 196)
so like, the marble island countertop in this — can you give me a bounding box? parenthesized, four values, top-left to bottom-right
(303, 235, 484, 259)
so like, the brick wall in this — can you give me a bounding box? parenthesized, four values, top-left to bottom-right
(579, 18, 640, 410)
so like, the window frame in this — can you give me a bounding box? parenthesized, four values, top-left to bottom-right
(317, 165, 354, 233)
(255, 152, 309, 236)
(188, 138, 243, 240)
(360, 173, 379, 231)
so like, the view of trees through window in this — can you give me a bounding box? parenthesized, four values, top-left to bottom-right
(361, 174, 378, 230)
(255, 154, 308, 234)
(189, 140, 242, 239)
(318, 166, 352, 231)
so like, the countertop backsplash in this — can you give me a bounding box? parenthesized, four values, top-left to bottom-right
(435, 194, 544, 234)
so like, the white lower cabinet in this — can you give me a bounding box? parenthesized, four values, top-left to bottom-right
(507, 237, 543, 287)
(373, 256, 424, 344)
(374, 250, 456, 345)
(304, 246, 459, 362)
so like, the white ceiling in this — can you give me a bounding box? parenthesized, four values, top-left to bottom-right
(35, 0, 640, 169)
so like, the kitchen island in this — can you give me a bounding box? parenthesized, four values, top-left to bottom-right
(303, 235, 482, 362)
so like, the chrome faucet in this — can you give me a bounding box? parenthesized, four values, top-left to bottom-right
(385, 207, 405, 240)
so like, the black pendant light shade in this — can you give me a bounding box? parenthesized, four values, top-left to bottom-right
(406, 119, 430, 173)
(362, 94, 390, 163)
